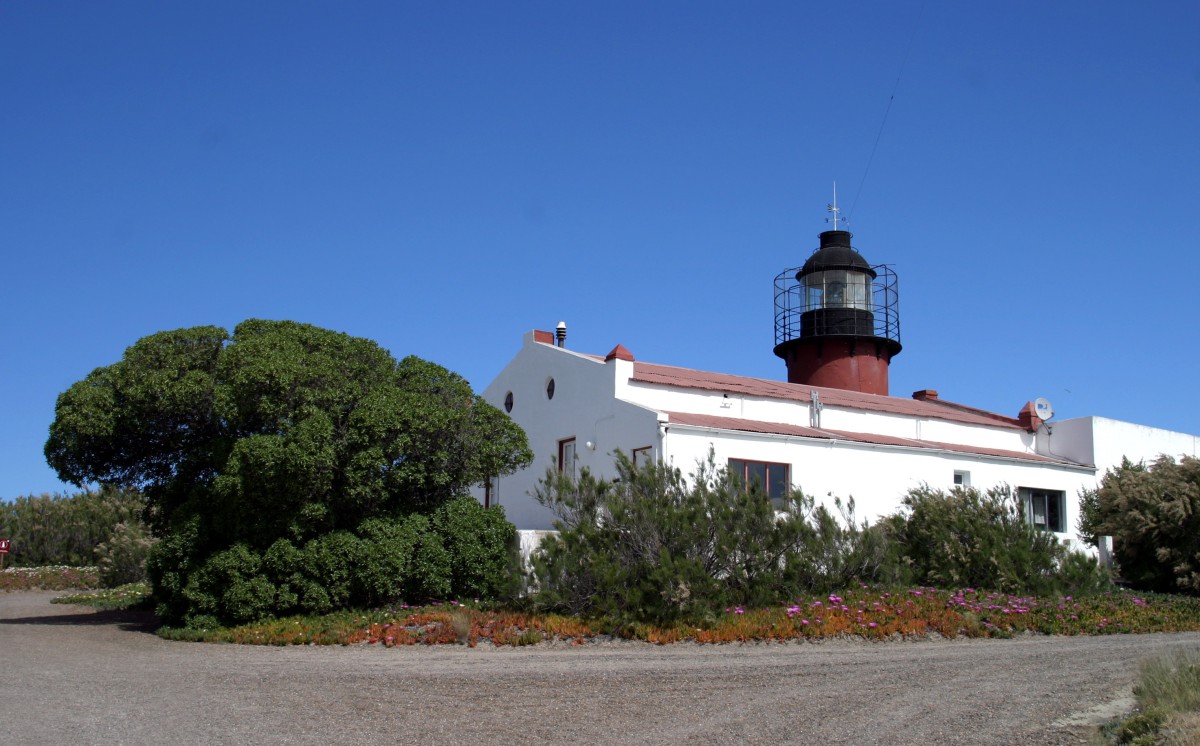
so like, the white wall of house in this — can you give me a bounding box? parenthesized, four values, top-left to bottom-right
(1043, 416, 1200, 480)
(474, 333, 1114, 545)
(619, 380, 1036, 454)
(659, 422, 1094, 546)
(476, 334, 661, 530)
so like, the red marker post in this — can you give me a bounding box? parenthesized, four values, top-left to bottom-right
(0, 539, 10, 570)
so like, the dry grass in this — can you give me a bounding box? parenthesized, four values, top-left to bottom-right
(1097, 648, 1200, 745)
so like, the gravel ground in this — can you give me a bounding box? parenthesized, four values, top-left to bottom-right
(2, 591, 1198, 745)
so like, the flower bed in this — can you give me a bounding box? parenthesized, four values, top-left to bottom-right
(162, 586, 1200, 646)
(0, 565, 101, 591)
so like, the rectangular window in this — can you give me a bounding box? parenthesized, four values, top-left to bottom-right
(953, 470, 971, 488)
(1021, 488, 1066, 533)
(558, 438, 576, 480)
(632, 446, 653, 467)
(728, 459, 790, 507)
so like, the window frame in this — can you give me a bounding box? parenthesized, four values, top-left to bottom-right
(558, 437, 577, 480)
(631, 446, 653, 467)
(1020, 487, 1066, 533)
(728, 458, 791, 507)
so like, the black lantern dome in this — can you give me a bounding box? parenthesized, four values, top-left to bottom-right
(798, 230, 875, 277)
(773, 227, 901, 394)
(795, 230, 877, 337)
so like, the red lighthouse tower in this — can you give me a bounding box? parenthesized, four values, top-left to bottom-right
(773, 227, 901, 395)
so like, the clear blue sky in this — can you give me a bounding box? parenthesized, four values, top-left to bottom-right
(3, 1, 1198, 499)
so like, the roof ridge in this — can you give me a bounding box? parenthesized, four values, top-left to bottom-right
(629, 360, 1024, 430)
(920, 397, 1023, 427)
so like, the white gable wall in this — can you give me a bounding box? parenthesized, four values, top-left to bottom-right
(475, 335, 661, 530)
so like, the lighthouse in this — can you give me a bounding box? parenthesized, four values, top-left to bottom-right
(772, 226, 901, 395)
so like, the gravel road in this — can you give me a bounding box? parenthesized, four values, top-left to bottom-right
(2, 591, 1197, 745)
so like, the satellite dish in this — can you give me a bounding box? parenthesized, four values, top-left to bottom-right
(1034, 397, 1054, 420)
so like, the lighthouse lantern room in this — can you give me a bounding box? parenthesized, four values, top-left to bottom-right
(773, 228, 901, 395)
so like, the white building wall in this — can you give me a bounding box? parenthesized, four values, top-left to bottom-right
(1047, 416, 1200, 480)
(660, 423, 1095, 546)
(472, 335, 661, 530)
(475, 334, 1121, 547)
(621, 381, 1036, 454)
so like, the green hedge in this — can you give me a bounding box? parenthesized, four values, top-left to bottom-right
(149, 496, 517, 628)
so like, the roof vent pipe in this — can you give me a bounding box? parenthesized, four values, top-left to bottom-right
(555, 321, 566, 348)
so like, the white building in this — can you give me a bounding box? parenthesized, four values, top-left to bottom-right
(473, 230, 1199, 547)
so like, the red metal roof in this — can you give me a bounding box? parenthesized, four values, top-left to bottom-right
(663, 411, 1074, 466)
(633, 361, 1028, 431)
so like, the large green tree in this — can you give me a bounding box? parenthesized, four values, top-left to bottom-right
(46, 320, 531, 625)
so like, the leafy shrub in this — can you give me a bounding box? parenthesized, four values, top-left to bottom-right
(432, 496, 518, 600)
(530, 451, 891, 626)
(0, 486, 144, 567)
(791, 498, 908, 592)
(298, 531, 363, 615)
(95, 521, 157, 586)
(897, 485, 1108, 596)
(148, 506, 513, 628)
(899, 485, 1057, 593)
(184, 543, 276, 626)
(356, 516, 428, 606)
(532, 453, 1114, 626)
(146, 514, 202, 625)
(1079, 456, 1200, 594)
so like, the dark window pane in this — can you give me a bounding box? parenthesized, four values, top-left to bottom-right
(767, 465, 788, 500)
(1047, 493, 1062, 532)
(746, 462, 767, 493)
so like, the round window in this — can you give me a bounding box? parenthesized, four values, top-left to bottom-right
(504, 391, 514, 413)
(546, 378, 556, 400)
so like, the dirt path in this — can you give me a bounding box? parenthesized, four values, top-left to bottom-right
(1, 590, 1195, 745)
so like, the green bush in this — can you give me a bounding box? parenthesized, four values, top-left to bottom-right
(298, 531, 363, 615)
(531, 455, 1113, 626)
(899, 485, 1056, 593)
(530, 451, 890, 626)
(0, 485, 144, 567)
(184, 543, 276, 626)
(147, 505, 513, 627)
(1079, 456, 1200, 594)
(356, 516, 428, 606)
(146, 514, 203, 625)
(897, 485, 1108, 596)
(432, 496, 518, 600)
(95, 521, 157, 586)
